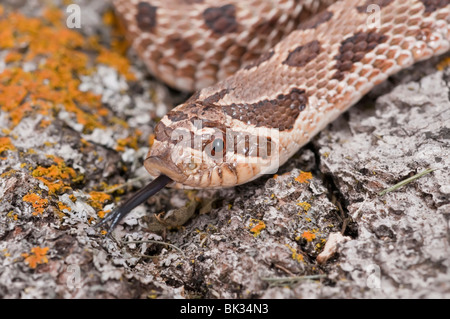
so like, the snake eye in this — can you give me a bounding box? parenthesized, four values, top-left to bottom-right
(188, 163, 197, 170)
(205, 137, 225, 159)
(212, 138, 224, 153)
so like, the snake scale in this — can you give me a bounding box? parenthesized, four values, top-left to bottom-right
(97, 0, 450, 232)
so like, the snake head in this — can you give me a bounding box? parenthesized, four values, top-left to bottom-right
(144, 103, 280, 188)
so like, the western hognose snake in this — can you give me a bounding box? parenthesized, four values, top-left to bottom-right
(97, 0, 450, 232)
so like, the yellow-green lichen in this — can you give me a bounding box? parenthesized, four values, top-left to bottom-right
(285, 244, 304, 263)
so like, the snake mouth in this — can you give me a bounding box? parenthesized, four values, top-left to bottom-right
(143, 155, 188, 184)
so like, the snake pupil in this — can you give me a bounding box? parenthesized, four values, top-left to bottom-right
(208, 138, 224, 157)
(212, 138, 223, 152)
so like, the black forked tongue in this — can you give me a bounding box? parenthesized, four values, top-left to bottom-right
(94, 175, 172, 235)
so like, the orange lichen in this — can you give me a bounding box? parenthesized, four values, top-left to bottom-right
(110, 117, 130, 129)
(0, 8, 107, 130)
(148, 133, 155, 147)
(295, 171, 313, 184)
(296, 201, 311, 212)
(97, 48, 136, 81)
(31, 155, 81, 195)
(42, 4, 64, 26)
(0, 137, 15, 154)
(0, 6, 148, 222)
(89, 191, 112, 210)
(97, 209, 112, 219)
(249, 219, 266, 237)
(2, 248, 11, 257)
(102, 8, 130, 56)
(0, 28, 14, 49)
(23, 193, 49, 216)
(437, 57, 450, 71)
(0, 7, 136, 134)
(22, 246, 49, 269)
(116, 131, 141, 152)
(301, 231, 316, 242)
(39, 119, 51, 128)
(1, 169, 16, 178)
(57, 201, 71, 212)
(4, 51, 22, 63)
(99, 182, 125, 195)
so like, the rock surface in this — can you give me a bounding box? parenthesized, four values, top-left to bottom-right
(0, 0, 449, 298)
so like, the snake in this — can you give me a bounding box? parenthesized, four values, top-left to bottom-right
(96, 0, 450, 233)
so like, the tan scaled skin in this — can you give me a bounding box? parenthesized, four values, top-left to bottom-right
(142, 0, 450, 189)
(97, 0, 450, 233)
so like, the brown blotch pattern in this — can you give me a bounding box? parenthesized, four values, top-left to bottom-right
(297, 10, 333, 30)
(222, 88, 308, 131)
(356, 0, 394, 13)
(167, 111, 189, 122)
(332, 32, 388, 80)
(244, 50, 274, 70)
(203, 4, 238, 35)
(154, 121, 174, 143)
(283, 40, 322, 68)
(183, 0, 204, 3)
(254, 17, 279, 36)
(189, 118, 227, 131)
(166, 36, 192, 58)
(184, 90, 202, 106)
(419, 0, 449, 13)
(203, 88, 230, 105)
(155, 120, 196, 147)
(137, 37, 153, 54)
(136, 2, 157, 31)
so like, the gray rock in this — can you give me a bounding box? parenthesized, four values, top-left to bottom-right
(0, 0, 448, 299)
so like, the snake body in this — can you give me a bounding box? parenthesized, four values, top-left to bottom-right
(116, 0, 450, 189)
(99, 0, 450, 230)
(114, 0, 336, 91)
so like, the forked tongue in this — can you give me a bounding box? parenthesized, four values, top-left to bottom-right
(94, 175, 172, 235)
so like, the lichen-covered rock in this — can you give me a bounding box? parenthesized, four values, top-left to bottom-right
(311, 66, 450, 298)
(0, 0, 448, 299)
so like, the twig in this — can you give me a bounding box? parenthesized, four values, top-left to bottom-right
(378, 168, 435, 196)
(274, 263, 296, 276)
(336, 200, 349, 234)
(261, 274, 327, 286)
(139, 254, 158, 259)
